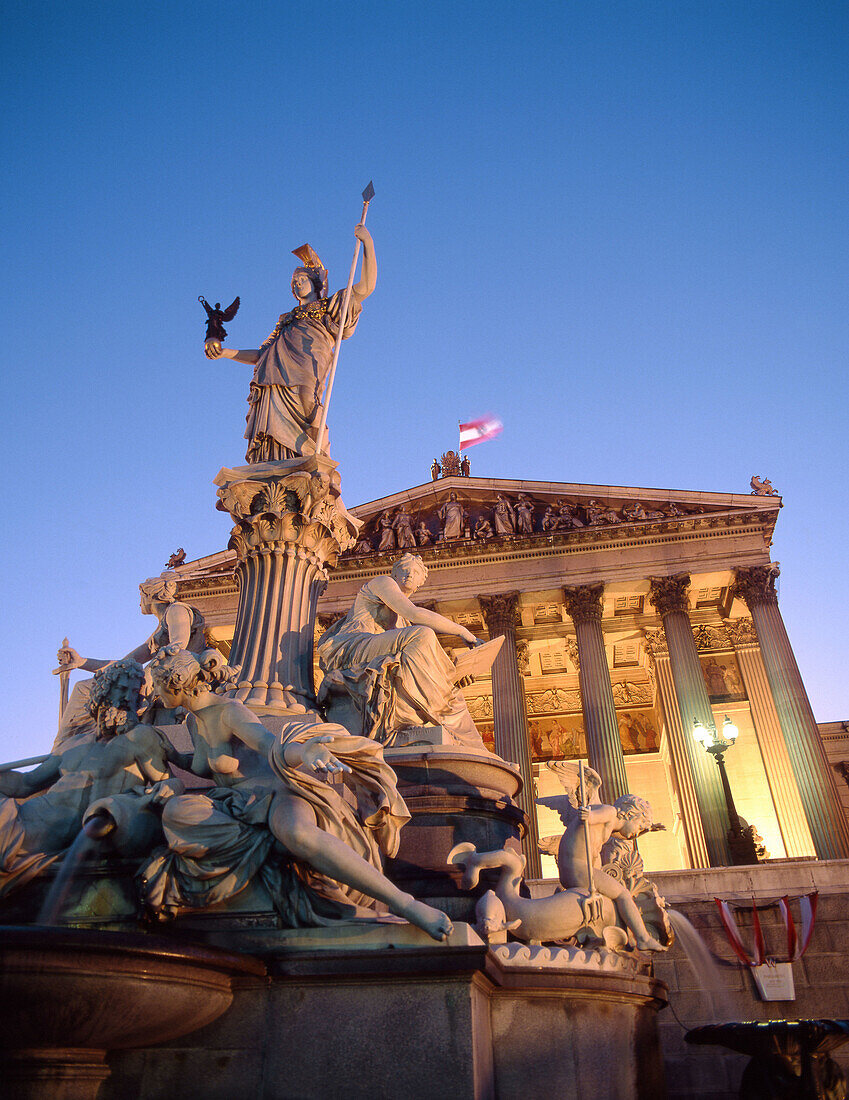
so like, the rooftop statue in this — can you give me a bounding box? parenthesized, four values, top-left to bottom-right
(316, 554, 491, 750)
(140, 647, 453, 941)
(0, 660, 181, 898)
(204, 227, 376, 463)
(750, 474, 779, 497)
(53, 572, 206, 748)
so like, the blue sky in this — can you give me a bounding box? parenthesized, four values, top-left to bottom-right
(2, 1, 848, 760)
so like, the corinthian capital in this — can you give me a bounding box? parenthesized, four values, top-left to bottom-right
(562, 583, 604, 624)
(214, 456, 358, 565)
(731, 566, 779, 609)
(479, 592, 521, 632)
(648, 574, 691, 617)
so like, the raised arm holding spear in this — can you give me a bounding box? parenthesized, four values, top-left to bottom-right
(204, 182, 376, 464)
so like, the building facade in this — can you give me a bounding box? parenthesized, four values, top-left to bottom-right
(175, 466, 849, 879)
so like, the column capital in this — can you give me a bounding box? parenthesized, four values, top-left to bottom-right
(731, 566, 779, 609)
(648, 573, 691, 617)
(478, 591, 521, 632)
(562, 583, 604, 624)
(725, 616, 758, 646)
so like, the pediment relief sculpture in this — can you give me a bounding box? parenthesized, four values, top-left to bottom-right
(342, 485, 747, 557)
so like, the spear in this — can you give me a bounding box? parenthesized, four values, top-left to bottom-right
(313, 180, 375, 457)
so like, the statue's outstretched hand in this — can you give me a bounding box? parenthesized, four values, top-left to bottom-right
(53, 645, 85, 674)
(354, 223, 372, 245)
(301, 734, 352, 778)
(204, 338, 223, 359)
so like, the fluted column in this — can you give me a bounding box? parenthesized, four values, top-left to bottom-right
(726, 618, 815, 858)
(732, 568, 849, 860)
(216, 455, 357, 715)
(644, 629, 710, 868)
(648, 575, 731, 866)
(562, 584, 628, 803)
(479, 593, 542, 878)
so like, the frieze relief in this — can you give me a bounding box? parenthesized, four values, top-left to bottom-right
(725, 617, 758, 645)
(342, 484, 747, 557)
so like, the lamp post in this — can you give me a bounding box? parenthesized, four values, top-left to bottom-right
(693, 715, 761, 866)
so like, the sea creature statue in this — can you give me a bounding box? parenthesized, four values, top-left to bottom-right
(449, 762, 671, 951)
(199, 295, 240, 343)
(473, 889, 520, 945)
(166, 547, 186, 569)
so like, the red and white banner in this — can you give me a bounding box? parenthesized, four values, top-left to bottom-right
(778, 893, 818, 961)
(715, 893, 818, 966)
(459, 415, 503, 451)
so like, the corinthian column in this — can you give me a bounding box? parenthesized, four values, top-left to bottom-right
(562, 584, 628, 804)
(479, 592, 542, 878)
(643, 629, 710, 868)
(215, 455, 357, 714)
(648, 575, 731, 866)
(726, 618, 815, 858)
(732, 568, 849, 860)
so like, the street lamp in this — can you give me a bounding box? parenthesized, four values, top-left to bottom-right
(692, 715, 760, 866)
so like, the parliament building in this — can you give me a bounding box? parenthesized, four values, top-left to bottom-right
(173, 452, 849, 882)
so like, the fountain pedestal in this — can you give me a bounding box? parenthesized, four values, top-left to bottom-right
(0, 927, 263, 1100)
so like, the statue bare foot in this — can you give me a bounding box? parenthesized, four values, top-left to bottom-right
(635, 934, 667, 952)
(396, 894, 453, 942)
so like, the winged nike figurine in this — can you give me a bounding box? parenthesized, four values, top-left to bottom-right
(199, 295, 240, 343)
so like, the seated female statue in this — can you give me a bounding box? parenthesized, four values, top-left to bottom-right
(316, 554, 488, 749)
(53, 571, 206, 747)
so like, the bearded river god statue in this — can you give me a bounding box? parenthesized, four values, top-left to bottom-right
(204, 227, 377, 463)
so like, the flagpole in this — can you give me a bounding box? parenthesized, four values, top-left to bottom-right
(314, 181, 374, 457)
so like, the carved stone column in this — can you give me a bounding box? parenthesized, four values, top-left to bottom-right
(562, 584, 628, 804)
(648, 575, 731, 866)
(215, 455, 358, 714)
(643, 629, 710, 868)
(732, 568, 849, 860)
(478, 592, 542, 878)
(726, 618, 815, 858)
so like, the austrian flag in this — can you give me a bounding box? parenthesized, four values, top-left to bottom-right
(459, 415, 503, 451)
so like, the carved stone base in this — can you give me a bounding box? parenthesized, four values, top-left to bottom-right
(384, 744, 527, 923)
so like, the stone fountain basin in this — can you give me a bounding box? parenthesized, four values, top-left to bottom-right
(384, 744, 523, 800)
(0, 926, 265, 1052)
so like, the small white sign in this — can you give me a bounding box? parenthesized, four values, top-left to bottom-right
(751, 962, 795, 1001)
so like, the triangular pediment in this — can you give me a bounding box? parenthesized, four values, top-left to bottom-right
(344, 475, 780, 558)
(169, 475, 781, 584)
